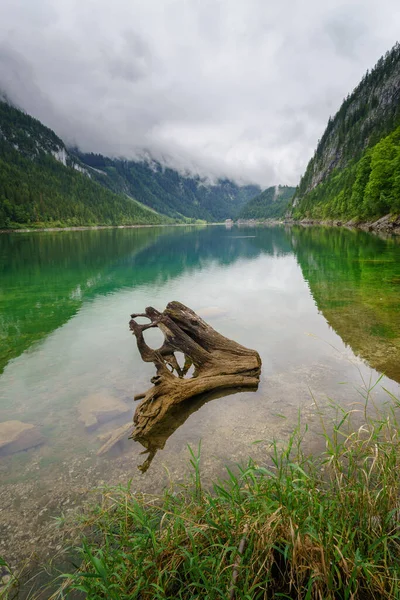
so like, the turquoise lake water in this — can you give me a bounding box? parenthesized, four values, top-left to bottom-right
(0, 224, 399, 580)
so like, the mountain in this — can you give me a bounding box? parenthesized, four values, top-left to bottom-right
(0, 100, 170, 229)
(73, 151, 261, 221)
(292, 42, 400, 221)
(0, 100, 261, 229)
(238, 185, 296, 220)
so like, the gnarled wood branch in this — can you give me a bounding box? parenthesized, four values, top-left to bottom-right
(129, 301, 262, 445)
(97, 302, 261, 466)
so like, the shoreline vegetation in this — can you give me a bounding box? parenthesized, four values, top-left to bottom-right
(237, 214, 400, 235)
(3, 388, 400, 599)
(288, 214, 400, 236)
(1, 213, 400, 235)
(0, 221, 210, 234)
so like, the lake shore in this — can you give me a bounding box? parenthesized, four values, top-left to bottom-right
(1, 223, 399, 599)
(12, 398, 399, 600)
(0, 222, 218, 234)
(3, 214, 400, 235)
(295, 214, 400, 235)
(236, 214, 400, 235)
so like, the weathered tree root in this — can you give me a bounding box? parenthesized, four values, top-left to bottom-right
(97, 302, 261, 467)
(129, 301, 261, 440)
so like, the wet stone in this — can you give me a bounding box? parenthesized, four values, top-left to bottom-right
(0, 421, 43, 457)
(77, 393, 131, 431)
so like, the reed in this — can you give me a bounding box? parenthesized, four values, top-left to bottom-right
(43, 388, 400, 598)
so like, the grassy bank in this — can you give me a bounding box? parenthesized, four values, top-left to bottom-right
(3, 391, 400, 599)
(36, 391, 400, 600)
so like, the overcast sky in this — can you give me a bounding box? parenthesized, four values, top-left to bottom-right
(0, 0, 399, 187)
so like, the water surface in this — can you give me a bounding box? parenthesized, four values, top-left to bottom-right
(0, 224, 399, 579)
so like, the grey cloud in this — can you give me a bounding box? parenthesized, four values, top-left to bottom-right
(0, 45, 56, 123)
(325, 16, 365, 60)
(0, 0, 399, 187)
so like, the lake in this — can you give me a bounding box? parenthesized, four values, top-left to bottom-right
(0, 224, 399, 587)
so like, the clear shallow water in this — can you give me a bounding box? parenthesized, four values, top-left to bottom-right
(0, 224, 399, 575)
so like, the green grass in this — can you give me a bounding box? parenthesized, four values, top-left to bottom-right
(41, 386, 400, 600)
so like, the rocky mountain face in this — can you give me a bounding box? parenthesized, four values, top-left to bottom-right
(292, 43, 400, 220)
(0, 100, 84, 171)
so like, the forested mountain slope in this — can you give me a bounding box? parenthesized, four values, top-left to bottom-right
(292, 42, 400, 220)
(238, 185, 296, 220)
(0, 101, 169, 228)
(74, 151, 261, 221)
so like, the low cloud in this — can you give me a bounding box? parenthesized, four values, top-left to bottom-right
(0, 0, 399, 186)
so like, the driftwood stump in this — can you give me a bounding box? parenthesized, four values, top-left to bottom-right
(130, 301, 261, 434)
(97, 301, 262, 469)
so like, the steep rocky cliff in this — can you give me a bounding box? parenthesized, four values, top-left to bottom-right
(292, 43, 400, 220)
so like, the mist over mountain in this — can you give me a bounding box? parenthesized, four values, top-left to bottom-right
(1, 0, 399, 188)
(74, 150, 261, 221)
(0, 99, 261, 228)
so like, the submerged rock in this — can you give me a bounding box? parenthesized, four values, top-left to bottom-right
(371, 214, 400, 234)
(0, 421, 43, 456)
(78, 393, 130, 431)
(0, 563, 13, 597)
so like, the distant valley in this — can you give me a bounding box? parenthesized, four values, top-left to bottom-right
(0, 100, 261, 229)
(1, 42, 400, 230)
(74, 150, 260, 222)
